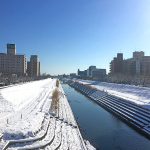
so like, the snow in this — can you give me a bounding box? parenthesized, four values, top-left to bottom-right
(0, 78, 95, 149)
(85, 141, 96, 150)
(77, 79, 150, 109)
(1, 79, 52, 111)
(0, 79, 55, 140)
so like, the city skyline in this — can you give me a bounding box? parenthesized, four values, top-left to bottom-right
(0, 0, 150, 75)
(0, 43, 40, 77)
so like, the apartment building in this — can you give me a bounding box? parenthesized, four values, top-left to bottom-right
(27, 55, 40, 77)
(110, 51, 150, 76)
(0, 44, 27, 76)
(110, 53, 123, 74)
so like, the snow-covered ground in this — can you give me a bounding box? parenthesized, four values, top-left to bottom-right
(0, 78, 55, 140)
(0, 78, 95, 149)
(77, 79, 150, 109)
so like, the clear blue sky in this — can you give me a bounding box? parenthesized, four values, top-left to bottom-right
(0, 0, 150, 75)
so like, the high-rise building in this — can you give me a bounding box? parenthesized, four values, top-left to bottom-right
(0, 44, 27, 76)
(27, 55, 40, 77)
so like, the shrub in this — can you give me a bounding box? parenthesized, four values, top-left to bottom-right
(51, 88, 60, 114)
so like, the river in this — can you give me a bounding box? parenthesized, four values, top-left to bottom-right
(62, 84, 150, 150)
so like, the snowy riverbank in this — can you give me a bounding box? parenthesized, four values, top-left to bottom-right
(69, 80, 150, 139)
(0, 79, 95, 150)
(77, 79, 150, 110)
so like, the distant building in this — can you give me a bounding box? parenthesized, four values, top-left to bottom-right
(70, 73, 76, 78)
(77, 69, 87, 78)
(110, 51, 150, 76)
(0, 44, 27, 76)
(27, 55, 40, 77)
(88, 66, 96, 77)
(140, 56, 150, 75)
(110, 53, 123, 74)
(133, 51, 144, 59)
(91, 69, 106, 81)
(123, 58, 136, 75)
(27, 61, 31, 76)
(7, 44, 16, 55)
(87, 69, 90, 77)
(77, 66, 106, 80)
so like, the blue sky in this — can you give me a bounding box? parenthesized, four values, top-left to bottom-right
(0, 0, 150, 75)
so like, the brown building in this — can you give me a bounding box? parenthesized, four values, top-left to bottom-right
(110, 53, 123, 74)
(0, 44, 27, 76)
(110, 51, 150, 76)
(27, 55, 40, 77)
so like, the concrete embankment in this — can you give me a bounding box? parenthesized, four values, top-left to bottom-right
(68, 80, 150, 139)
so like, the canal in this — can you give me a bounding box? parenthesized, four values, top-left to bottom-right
(62, 84, 150, 150)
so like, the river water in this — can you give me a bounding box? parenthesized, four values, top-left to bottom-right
(62, 84, 150, 150)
